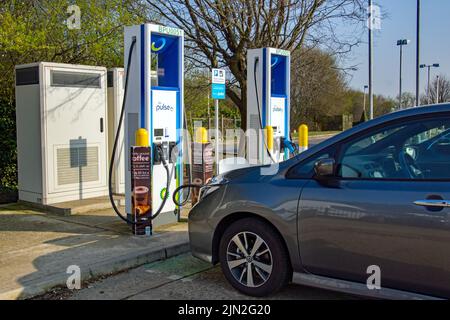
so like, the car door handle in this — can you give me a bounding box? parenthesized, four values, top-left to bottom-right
(414, 200, 450, 208)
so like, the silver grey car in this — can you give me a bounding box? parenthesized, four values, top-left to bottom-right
(188, 104, 450, 299)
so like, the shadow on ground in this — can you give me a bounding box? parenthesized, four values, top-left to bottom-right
(0, 204, 188, 300)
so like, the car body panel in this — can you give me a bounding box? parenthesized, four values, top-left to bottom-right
(189, 166, 309, 271)
(298, 179, 450, 299)
(292, 272, 441, 300)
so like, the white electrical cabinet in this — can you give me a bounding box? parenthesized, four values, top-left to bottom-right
(15, 62, 109, 205)
(107, 68, 125, 194)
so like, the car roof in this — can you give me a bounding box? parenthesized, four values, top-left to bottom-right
(292, 103, 450, 163)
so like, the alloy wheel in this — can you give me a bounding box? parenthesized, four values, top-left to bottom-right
(226, 231, 273, 288)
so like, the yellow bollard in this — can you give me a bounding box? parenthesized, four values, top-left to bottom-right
(265, 125, 274, 152)
(135, 128, 149, 147)
(298, 124, 308, 152)
(195, 127, 209, 143)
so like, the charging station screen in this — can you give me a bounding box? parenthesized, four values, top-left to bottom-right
(151, 34, 180, 88)
(151, 89, 177, 142)
(271, 54, 287, 97)
(270, 97, 286, 137)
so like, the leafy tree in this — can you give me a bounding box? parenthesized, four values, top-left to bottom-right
(291, 47, 348, 130)
(0, 97, 17, 192)
(0, 0, 149, 98)
(338, 89, 396, 128)
(373, 94, 396, 117)
(396, 92, 416, 110)
(0, 0, 148, 191)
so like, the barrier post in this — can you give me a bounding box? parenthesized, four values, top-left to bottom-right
(298, 124, 308, 153)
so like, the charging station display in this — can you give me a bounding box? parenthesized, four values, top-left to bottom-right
(270, 96, 286, 138)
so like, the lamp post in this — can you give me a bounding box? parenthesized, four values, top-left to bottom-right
(416, 0, 421, 106)
(363, 85, 369, 120)
(420, 63, 440, 104)
(397, 39, 410, 110)
(436, 75, 440, 104)
(368, 0, 375, 119)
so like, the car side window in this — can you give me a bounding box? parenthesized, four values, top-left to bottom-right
(337, 117, 450, 180)
(405, 124, 450, 179)
(287, 148, 335, 179)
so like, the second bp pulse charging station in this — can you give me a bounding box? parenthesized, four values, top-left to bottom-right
(121, 24, 184, 231)
(247, 48, 292, 164)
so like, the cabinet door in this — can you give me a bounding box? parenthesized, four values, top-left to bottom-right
(44, 66, 107, 194)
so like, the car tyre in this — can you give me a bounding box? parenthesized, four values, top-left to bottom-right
(219, 217, 292, 297)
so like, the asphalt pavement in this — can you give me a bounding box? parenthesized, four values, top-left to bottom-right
(308, 134, 334, 147)
(62, 254, 356, 300)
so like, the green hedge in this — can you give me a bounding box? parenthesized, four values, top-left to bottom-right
(0, 98, 17, 192)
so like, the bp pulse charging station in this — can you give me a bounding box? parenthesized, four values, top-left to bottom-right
(123, 24, 184, 227)
(247, 48, 291, 164)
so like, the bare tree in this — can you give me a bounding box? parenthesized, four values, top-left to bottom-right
(396, 92, 416, 110)
(425, 75, 450, 105)
(145, 0, 365, 129)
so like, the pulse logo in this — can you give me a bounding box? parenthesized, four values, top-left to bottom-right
(151, 38, 166, 53)
(156, 103, 174, 112)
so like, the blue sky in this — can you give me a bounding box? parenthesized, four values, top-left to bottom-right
(347, 0, 450, 98)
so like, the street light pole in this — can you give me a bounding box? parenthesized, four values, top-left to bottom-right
(363, 85, 368, 120)
(399, 43, 403, 109)
(368, 0, 374, 119)
(397, 39, 410, 109)
(427, 65, 431, 103)
(416, 0, 421, 106)
(436, 75, 440, 104)
(420, 63, 440, 104)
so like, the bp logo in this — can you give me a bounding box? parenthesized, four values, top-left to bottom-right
(160, 188, 168, 200)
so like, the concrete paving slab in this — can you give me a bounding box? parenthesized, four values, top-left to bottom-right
(69, 254, 212, 300)
(0, 204, 189, 300)
(19, 195, 126, 216)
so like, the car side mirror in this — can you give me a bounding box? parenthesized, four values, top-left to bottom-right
(314, 158, 336, 178)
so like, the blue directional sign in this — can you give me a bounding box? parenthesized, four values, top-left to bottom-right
(212, 83, 226, 100)
(211, 68, 226, 100)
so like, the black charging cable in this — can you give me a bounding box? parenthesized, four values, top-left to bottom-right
(108, 37, 171, 225)
(173, 113, 193, 207)
(254, 57, 277, 164)
(172, 183, 200, 207)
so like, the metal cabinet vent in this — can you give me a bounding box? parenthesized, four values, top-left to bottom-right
(56, 146, 99, 185)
